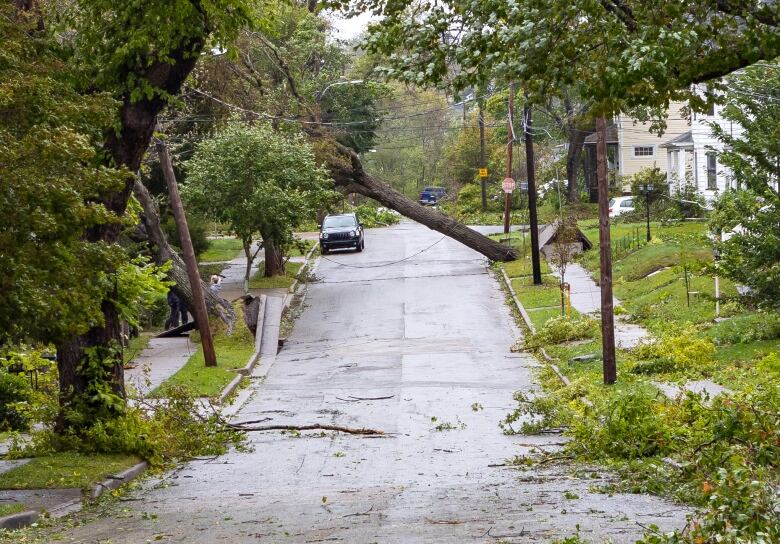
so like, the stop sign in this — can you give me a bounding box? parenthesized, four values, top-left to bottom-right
(502, 177, 516, 193)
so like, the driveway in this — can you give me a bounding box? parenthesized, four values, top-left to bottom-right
(56, 221, 686, 543)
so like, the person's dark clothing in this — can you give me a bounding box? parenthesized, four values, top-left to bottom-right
(165, 290, 180, 330)
(178, 300, 189, 325)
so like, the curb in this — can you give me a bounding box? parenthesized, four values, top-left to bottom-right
(89, 461, 149, 500)
(500, 268, 571, 388)
(0, 509, 39, 530)
(0, 460, 150, 530)
(500, 269, 536, 334)
(283, 243, 318, 314)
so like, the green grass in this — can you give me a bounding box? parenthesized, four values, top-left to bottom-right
(288, 240, 314, 257)
(199, 238, 243, 263)
(0, 453, 139, 490)
(199, 262, 226, 282)
(151, 323, 255, 398)
(0, 502, 26, 517)
(123, 334, 150, 365)
(248, 261, 303, 290)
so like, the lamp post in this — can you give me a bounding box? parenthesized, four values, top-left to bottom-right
(639, 183, 654, 242)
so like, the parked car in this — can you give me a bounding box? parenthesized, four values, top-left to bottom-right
(319, 213, 364, 254)
(608, 196, 635, 217)
(419, 186, 447, 206)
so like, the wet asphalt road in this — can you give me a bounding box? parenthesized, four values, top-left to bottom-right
(59, 222, 686, 543)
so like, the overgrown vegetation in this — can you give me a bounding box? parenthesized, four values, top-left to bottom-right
(499, 218, 780, 543)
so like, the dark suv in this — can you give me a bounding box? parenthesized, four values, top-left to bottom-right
(319, 213, 365, 254)
(419, 186, 447, 205)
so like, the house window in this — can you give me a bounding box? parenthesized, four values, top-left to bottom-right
(706, 152, 717, 190)
(633, 145, 655, 158)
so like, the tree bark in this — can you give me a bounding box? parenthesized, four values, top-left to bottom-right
(263, 236, 284, 277)
(133, 179, 236, 331)
(313, 136, 518, 262)
(55, 41, 207, 431)
(566, 126, 591, 202)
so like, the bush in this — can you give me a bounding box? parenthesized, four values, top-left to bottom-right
(10, 385, 246, 468)
(0, 372, 32, 432)
(707, 312, 780, 345)
(163, 212, 211, 259)
(631, 324, 715, 375)
(352, 204, 401, 228)
(526, 316, 600, 348)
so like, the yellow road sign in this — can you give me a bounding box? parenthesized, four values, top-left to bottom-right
(478, 168, 488, 177)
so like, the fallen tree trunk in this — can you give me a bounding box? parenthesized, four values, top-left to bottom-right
(133, 178, 236, 332)
(230, 423, 385, 435)
(313, 137, 518, 262)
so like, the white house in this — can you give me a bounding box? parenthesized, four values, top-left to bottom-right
(584, 93, 744, 202)
(661, 94, 743, 201)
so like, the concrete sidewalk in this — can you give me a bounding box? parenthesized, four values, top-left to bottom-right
(125, 336, 195, 397)
(551, 262, 649, 349)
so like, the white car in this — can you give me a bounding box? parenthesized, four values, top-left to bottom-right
(609, 196, 635, 217)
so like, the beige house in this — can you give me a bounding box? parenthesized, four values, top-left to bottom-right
(584, 102, 691, 195)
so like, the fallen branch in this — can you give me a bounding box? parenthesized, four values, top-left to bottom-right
(232, 423, 384, 435)
(335, 395, 395, 402)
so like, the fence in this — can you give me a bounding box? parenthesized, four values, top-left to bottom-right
(611, 227, 648, 261)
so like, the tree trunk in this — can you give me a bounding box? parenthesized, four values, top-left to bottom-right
(243, 239, 254, 294)
(566, 125, 590, 203)
(55, 37, 210, 431)
(263, 236, 284, 277)
(133, 178, 236, 331)
(314, 137, 518, 262)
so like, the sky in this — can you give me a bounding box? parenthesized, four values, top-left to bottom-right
(329, 10, 377, 41)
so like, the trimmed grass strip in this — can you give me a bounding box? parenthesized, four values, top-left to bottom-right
(0, 453, 139, 490)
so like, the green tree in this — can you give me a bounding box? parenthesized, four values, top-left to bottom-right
(184, 121, 334, 283)
(709, 63, 780, 309)
(0, 4, 125, 346)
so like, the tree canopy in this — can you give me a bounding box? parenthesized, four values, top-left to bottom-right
(710, 63, 780, 308)
(351, 0, 780, 113)
(184, 121, 335, 277)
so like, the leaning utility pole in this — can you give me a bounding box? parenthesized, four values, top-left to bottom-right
(596, 116, 616, 384)
(479, 99, 488, 211)
(504, 83, 514, 234)
(156, 133, 218, 367)
(524, 99, 543, 285)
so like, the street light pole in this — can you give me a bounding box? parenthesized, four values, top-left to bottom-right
(639, 183, 653, 242)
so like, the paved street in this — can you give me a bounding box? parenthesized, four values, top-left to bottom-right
(58, 222, 686, 543)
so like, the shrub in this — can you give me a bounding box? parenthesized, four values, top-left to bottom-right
(352, 204, 401, 228)
(0, 372, 32, 432)
(707, 312, 780, 345)
(526, 316, 600, 348)
(757, 352, 780, 377)
(631, 325, 715, 375)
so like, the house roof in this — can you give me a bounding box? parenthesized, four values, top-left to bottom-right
(660, 130, 693, 148)
(538, 220, 594, 250)
(583, 125, 618, 145)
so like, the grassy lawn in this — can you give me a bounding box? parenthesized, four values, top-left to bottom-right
(199, 238, 243, 262)
(198, 262, 226, 282)
(249, 261, 303, 290)
(287, 240, 314, 257)
(0, 453, 139, 490)
(151, 323, 255, 398)
(0, 502, 26, 517)
(123, 334, 151, 365)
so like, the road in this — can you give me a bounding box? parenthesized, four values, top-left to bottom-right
(58, 222, 686, 543)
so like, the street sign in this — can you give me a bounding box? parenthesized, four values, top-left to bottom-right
(478, 168, 488, 177)
(502, 177, 516, 193)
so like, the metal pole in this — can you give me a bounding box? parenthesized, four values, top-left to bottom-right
(524, 97, 543, 285)
(504, 83, 514, 234)
(596, 116, 616, 384)
(645, 190, 652, 242)
(156, 135, 218, 367)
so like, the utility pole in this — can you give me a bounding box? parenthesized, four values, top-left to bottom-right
(504, 83, 514, 234)
(524, 98, 543, 285)
(479, 99, 487, 211)
(156, 132, 218, 367)
(596, 116, 616, 384)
